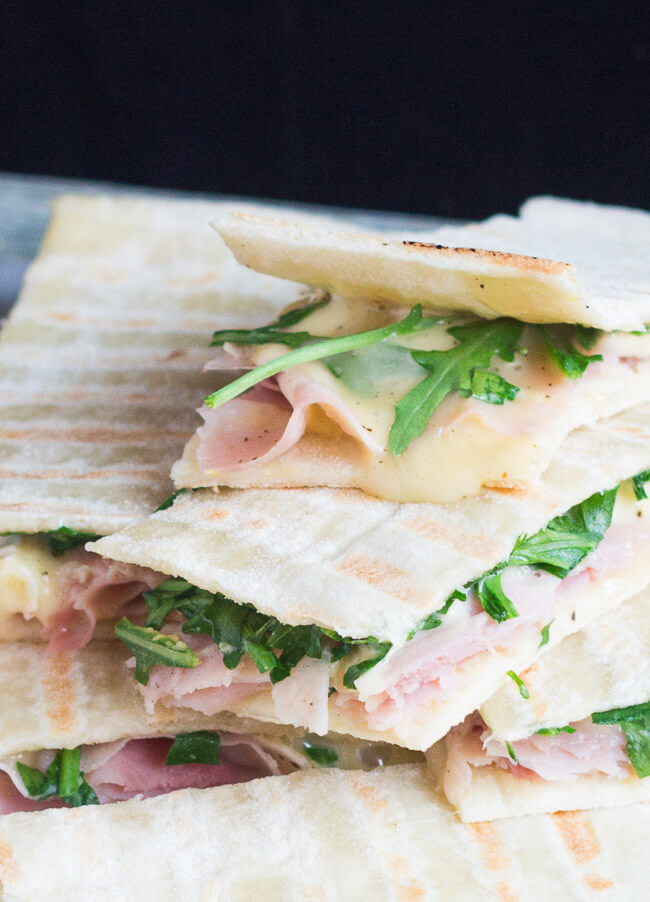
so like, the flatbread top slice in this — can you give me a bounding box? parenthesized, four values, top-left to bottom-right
(0, 194, 303, 534)
(0, 764, 648, 901)
(214, 196, 650, 330)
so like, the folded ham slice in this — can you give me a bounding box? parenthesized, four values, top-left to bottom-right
(444, 712, 630, 801)
(0, 733, 297, 815)
(43, 551, 162, 651)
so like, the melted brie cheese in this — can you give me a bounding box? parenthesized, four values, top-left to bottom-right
(0, 537, 65, 622)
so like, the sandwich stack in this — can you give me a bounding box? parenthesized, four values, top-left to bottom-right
(0, 193, 648, 899)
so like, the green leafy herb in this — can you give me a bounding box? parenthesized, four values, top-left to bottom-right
(138, 578, 389, 688)
(539, 620, 554, 647)
(534, 726, 576, 736)
(210, 297, 331, 350)
(632, 470, 650, 501)
(471, 487, 617, 622)
(574, 325, 601, 351)
(541, 326, 603, 378)
(506, 670, 530, 699)
(323, 342, 424, 395)
(39, 526, 101, 556)
(505, 741, 518, 763)
(302, 741, 338, 766)
(407, 589, 466, 640)
(592, 701, 650, 778)
(204, 304, 427, 408)
(166, 731, 221, 766)
(342, 642, 392, 689)
(473, 571, 519, 623)
(388, 318, 523, 456)
(114, 619, 200, 684)
(16, 747, 99, 807)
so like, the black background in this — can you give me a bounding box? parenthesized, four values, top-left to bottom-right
(2, 1, 649, 218)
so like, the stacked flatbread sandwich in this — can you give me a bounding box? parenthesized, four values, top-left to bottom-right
(0, 193, 649, 900)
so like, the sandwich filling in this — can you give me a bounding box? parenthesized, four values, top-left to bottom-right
(444, 698, 650, 803)
(0, 729, 416, 815)
(113, 478, 650, 747)
(174, 294, 650, 502)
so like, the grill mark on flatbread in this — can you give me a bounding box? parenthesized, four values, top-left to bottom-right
(389, 857, 426, 901)
(584, 874, 614, 892)
(0, 836, 18, 882)
(401, 240, 572, 274)
(0, 428, 192, 443)
(400, 516, 504, 560)
(42, 652, 78, 737)
(349, 772, 389, 812)
(335, 555, 427, 606)
(551, 811, 601, 864)
(469, 823, 520, 902)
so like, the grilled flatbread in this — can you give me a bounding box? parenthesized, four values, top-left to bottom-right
(0, 763, 648, 901)
(93, 411, 650, 750)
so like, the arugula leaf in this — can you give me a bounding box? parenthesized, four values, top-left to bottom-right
(505, 741, 518, 763)
(154, 488, 201, 512)
(474, 571, 519, 623)
(204, 304, 427, 408)
(506, 670, 530, 699)
(166, 731, 221, 766)
(210, 297, 331, 350)
(342, 642, 392, 689)
(574, 325, 601, 351)
(632, 470, 650, 501)
(539, 620, 554, 647)
(323, 343, 423, 395)
(40, 526, 101, 556)
(592, 701, 650, 778)
(302, 741, 338, 766)
(534, 726, 576, 735)
(473, 487, 617, 622)
(407, 589, 466, 640)
(541, 326, 603, 378)
(17, 748, 99, 807)
(114, 619, 200, 684)
(388, 318, 523, 456)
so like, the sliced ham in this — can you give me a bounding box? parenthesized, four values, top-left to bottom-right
(271, 655, 331, 735)
(135, 632, 271, 716)
(197, 367, 383, 473)
(42, 551, 162, 651)
(0, 732, 299, 814)
(444, 712, 630, 801)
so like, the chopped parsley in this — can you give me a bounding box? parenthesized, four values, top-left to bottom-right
(592, 701, 650, 778)
(534, 726, 576, 736)
(505, 741, 518, 763)
(117, 578, 390, 690)
(506, 670, 530, 699)
(302, 741, 339, 766)
(632, 470, 650, 501)
(166, 731, 221, 766)
(17, 747, 98, 807)
(539, 620, 554, 647)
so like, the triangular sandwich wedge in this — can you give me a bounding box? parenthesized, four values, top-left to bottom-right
(436, 587, 650, 820)
(173, 198, 650, 503)
(92, 405, 650, 751)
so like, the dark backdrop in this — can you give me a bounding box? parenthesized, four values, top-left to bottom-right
(2, 1, 649, 218)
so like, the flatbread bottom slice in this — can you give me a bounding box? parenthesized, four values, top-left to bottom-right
(0, 764, 648, 902)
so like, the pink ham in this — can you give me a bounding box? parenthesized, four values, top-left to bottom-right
(87, 736, 276, 803)
(135, 632, 271, 716)
(444, 713, 630, 800)
(42, 551, 163, 651)
(0, 733, 295, 814)
(197, 367, 383, 473)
